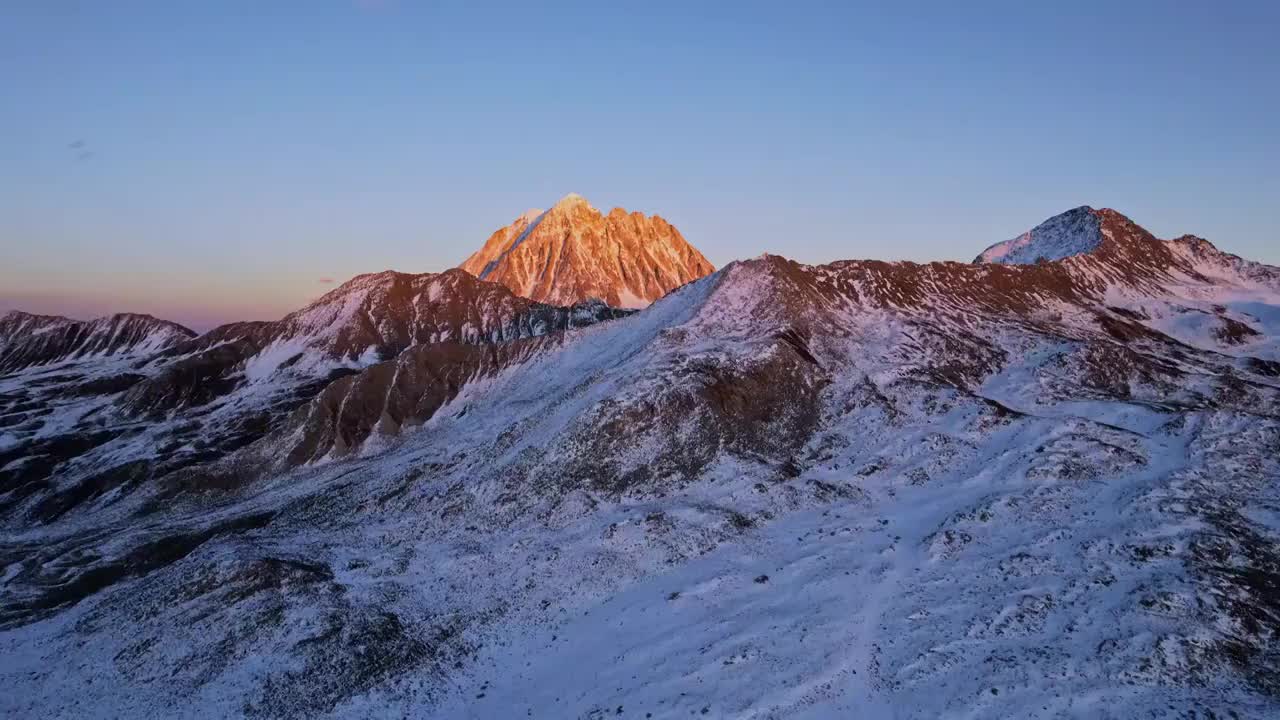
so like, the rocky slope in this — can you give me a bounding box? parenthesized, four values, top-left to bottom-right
(459, 193, 715, 308)
(0, 311, 194, 373)
(123, 268, 628, 418)
(2, 207, 1280, 718)
(0, 268, 629, 525)
(975, 205, 1104, 264)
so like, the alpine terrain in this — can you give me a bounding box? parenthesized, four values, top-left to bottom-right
(459, 193, 715, 308)
(2, 202, 1279, 719)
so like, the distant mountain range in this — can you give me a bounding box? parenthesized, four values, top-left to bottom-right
(2, 199, 1278, 718)
(0, 311, 193, 373)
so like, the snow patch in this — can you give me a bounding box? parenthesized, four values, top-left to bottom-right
(976, 206, 1102, 265)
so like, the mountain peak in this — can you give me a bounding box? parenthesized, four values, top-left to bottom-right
(552, 192, 592, 211)
(975, 206, 1103, 265)
(459, 195, 714, 308)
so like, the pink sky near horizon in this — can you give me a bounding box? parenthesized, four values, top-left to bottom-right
(0, 273, 351, 333)
(5, 203, 1277, 334)
(4, 2, 1277, 336)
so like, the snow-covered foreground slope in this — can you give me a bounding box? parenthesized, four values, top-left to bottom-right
(3, 207, 1280, 718)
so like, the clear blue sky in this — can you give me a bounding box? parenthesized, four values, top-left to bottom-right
(3, 1, 1277, 330)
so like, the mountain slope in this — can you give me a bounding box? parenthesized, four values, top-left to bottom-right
(0, 269, 629, 525)
(125, 268, 628, 416)
(3, 207, 1279, 718)
(974, 205, 1103, 264)
(0, 311, 194, 373)
(459, 193, 715, 308)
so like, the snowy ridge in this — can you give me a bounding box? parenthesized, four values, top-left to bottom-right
(0, 311, 194, 373)
(0, 267, 631, 529)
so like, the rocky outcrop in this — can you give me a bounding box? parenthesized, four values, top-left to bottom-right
(268, 336, 562, 466)
(459, 193, 715, 308)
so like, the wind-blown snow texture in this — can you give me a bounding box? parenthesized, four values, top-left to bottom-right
(3, 206, 1280, 719)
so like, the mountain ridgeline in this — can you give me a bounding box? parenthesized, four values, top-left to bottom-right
(0, 311, 194, 373)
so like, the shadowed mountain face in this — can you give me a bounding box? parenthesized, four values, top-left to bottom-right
(3, 206, 1280, 718)
(0, 311, 194, 373)
(458, 193, 715, 308)
(0, 267, 631, 525)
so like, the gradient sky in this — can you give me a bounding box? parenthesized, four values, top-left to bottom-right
(3, 1, 1277, 331)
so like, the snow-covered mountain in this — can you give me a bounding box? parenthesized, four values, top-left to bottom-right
(0, 268, 629, 524)
(3, 206, 1280, 718)
(974, 205, 1104, 264)
(126, 267, 629, 414)
(459, 193, 715, 308)
(0, 311, 194, 373)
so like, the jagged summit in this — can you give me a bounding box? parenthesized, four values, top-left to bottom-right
(553, 192, 592, 210)
(459, 194, 715, 308)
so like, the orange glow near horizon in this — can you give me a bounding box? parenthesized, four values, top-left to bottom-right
(0, 269, 356, 332)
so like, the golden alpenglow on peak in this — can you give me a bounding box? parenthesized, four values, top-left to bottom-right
(459, 195, 714, 308)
